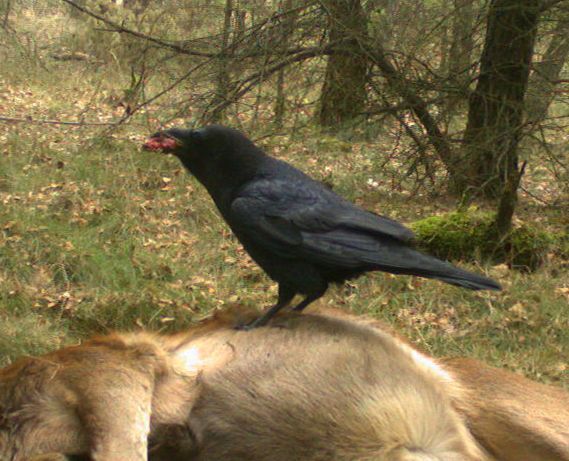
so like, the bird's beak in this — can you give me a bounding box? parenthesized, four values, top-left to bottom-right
(142, 133, 181, 153)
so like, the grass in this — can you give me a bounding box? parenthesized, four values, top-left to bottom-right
(0, 8, 567, 386)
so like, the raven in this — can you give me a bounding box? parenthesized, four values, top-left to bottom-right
(144, 125, 501, 327)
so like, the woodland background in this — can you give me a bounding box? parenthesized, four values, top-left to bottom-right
(0, 0, 567, 385)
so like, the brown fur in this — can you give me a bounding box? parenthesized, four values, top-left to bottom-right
(442, 358, 569, 461)
(0, 306, 567, 461)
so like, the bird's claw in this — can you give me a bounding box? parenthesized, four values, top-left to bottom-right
(234, 322, 256, 331)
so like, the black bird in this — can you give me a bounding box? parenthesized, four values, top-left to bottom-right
(144, 125, 501, 328)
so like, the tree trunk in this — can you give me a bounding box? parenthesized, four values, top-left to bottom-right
(494, 161, 526, 241)
(445, 0, 475, 118)
(453, 0, 540, 199)
(366, 0, 396, 49)
(274, 0, 296, 128)
(439, 19, 450, 78)
(526, 12, 569, 125)
(318, 0, 369, 128)
(448, 0, 475, 83)
(209, 0, 234, 123)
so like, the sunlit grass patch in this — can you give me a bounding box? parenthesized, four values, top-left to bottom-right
(0, 313, 67, 367)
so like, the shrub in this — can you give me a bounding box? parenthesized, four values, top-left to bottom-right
(411, 210, 557, 271)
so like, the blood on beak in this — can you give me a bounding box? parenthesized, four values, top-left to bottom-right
(142, 136, 179, 152)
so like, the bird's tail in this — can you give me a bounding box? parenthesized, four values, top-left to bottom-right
(416, 259, 501, 291)
(368, 246, 501, 291)
(304, 230, 501, 291)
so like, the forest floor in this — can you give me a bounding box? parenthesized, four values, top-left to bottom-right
(0, 9, 567, 387)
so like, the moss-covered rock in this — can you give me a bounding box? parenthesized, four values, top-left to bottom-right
(410, 210, 558, 271)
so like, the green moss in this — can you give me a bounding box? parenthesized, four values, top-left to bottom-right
(410, 210, 557, 270)
(411, 211, 494, 262)
(508, 225, 556, 270)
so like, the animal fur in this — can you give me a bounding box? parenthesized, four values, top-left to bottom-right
(0, 306, 567, 461)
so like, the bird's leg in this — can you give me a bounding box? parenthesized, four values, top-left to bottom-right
(292, 285, 327, 312)
(243, 302, 288, 330)
(239, 285, 295, 330)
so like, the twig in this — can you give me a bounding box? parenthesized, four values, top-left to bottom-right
(60, 0, 214, 58)
(0, 116, 116, 126)
(60, 0, 317, 60)
(108, 60, 211, 130)
(203, 44, 334, 121)
(520, 185, 554, 205)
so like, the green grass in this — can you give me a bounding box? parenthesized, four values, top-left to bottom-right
(1, 124, 567, 384)
(0, 11, 567, 386)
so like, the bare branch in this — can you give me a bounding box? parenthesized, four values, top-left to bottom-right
(110, 61, 211, 129)
(0, 116, 116, 126)
(202, 45, 334, 122)
(60, 0, 319, 60)
(60, 0, 214, 57)
(363, 44, 455, 170)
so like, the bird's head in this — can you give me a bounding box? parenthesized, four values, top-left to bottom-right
(143, 127, 196, 156)
(143, 125, 266, 192)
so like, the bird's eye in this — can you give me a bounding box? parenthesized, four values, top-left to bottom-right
(189, 130, 204, 143)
